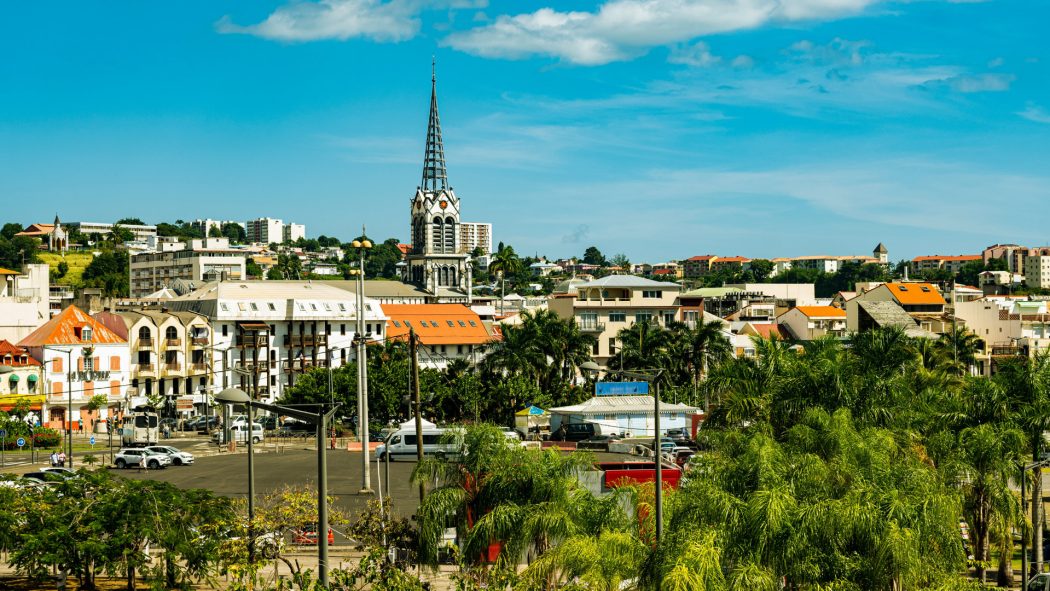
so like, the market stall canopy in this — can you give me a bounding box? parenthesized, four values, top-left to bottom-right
(515, 405, 546, 416)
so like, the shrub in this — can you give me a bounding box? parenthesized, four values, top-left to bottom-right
(32, 427, 62, 448)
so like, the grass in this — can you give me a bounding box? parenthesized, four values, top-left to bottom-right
(37, 251, 95, 288)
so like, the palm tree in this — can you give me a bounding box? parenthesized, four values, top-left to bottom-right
(935, 325, 982, 375)
(684, 319, 732, 412)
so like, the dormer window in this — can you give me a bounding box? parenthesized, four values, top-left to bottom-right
(898, 286, 908, 291)
(80, 326, 93, 342)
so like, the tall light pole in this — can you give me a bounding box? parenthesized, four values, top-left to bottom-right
(215, 387, 338, 588)
(349, 232, 373, 494)
(43, 345, 76, 469)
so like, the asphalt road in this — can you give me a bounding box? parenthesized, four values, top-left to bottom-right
(120, 447, 425, 522)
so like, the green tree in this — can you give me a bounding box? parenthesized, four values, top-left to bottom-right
(115, 217, 145, 225)
(221, 222, 247, 244)
(82, 250, 130, 296)
(582, 246, 606, 267)
(1, 222, 23, 240)
(748, 258, 774, 282)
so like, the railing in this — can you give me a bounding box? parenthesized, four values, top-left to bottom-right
(192, 337, 209, 347)
(165, 338, 182, 347)
(990, 344, 1024, 356)
(191, 362, 208, 372)
(164, 362, 182, 371)
(285, 359, 330, 372)
(137, 341, 154, 350)
(284, 335, 328, 347)
(578, 321, 607, 333)
(137, 364, 156, 376)
(235, 335, 267, 347)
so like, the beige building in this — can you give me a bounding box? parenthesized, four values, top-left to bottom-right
(0, 264, 51, 343)
(548, 275, 681, 367)
(459, 222, 492, 255)
(95, 309, 213, 414)
(955, 297, 1050, 375)
(129, 238, 248, 298)
(1025, 255, 1050, 290)
(846, 282, 948, 334)
(778, 306, 848, 340)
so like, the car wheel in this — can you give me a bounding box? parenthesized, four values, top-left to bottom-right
(173, 458, 182, 466)
(252, 436, 261, 444)
(115, 459, 126, 469)
(148, 460, 160, 469)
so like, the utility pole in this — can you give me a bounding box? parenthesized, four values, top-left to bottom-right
(410, 329, 425, 503)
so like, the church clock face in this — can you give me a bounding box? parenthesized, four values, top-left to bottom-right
(439, 200, 448, 209)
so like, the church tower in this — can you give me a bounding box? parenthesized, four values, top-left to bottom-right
(402, 63, 472, 300)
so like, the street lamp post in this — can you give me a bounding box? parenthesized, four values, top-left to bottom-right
(349, 233, 373, 494)
(215, 388, 339, 587)
(42, 346, 76, 469)
(1021, 458, 1050, 586)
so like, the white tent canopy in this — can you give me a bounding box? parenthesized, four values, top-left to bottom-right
(398, 418, 438, 432)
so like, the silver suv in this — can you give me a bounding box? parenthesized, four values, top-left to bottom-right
(145, 446, 195, 466)
(114, 448, 172, 469)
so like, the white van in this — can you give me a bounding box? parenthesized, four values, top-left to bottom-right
(375, 427, 459, 461)
(212, 422, 264, 444)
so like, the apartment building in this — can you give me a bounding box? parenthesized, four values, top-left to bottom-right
(1025, 255, 1050, 289)
(683, 255, 716, 278)
(0, 264, 51, 342)
(548, 275, 681, 367)
(18, 305, 129, 432)
(95, 309, 213, 415)
(283, 223, 306, 243)
(956, 297, 1050, 375)
(0, 340, 43, 417)
(382, 304, 495, 369)
(246, 218, 284, 244)
(165, 281, 387, 403)
(129, 238, 248, 298)
(459, 222, 492, 255)
(911, 254, 982, 274)
(709, 256, 751, 274)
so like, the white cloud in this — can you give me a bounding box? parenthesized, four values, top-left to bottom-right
(922, 72, 1015, 93)
(731, 55, 755, 68)
(217, 0, 485, 42)
(786, 37, 869, 65)
(668, 41, 721, 67)
(1018, 102, 1050, 124)
(445, 0, 880, 65)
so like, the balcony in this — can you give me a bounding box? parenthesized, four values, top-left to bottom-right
(578, 321, 607, 333)
(285, 359, 330, 372)
(283, 335, 328, 347)
(163, 363, 182, 376)
(137, 341, 154, 350)
(990, 344, 1024, 356)
(191, 337, 209, 347)
(137, 364, 156, 377)
(235, 335, 268, 348)
(165, 338, 182, 348)
(191, 362, 208, 372)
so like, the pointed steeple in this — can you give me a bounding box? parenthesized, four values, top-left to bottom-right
(421, 58, 448, 192)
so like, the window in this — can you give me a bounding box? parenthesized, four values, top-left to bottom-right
(297, 303, 305, 311)
(642, 290, 662, 298)
(457, 345, 463, 354)
(268, 303, 277, 311)
(222, 325, 228, 337)
(238, 302, 247, 311)
(110, 356, 120, 370)
(404, 320, 412, 328)
(920, 286, 930, 292)
(250, 302, 258, 311)
(324, 303, 332, 311)
(81, 327, 93, 341)
(393, 320, 402, 328)
(138, 326, 151, 340)
(592, 340, 599, 355)
(898, 285, 909, 291)
(609, 338, 617, 354)
(341, 324, 346, 335)
(84, 356, 94, 371)
(441, 345, 447, 354)
(431, 321, 440, 328)
(310, 303, 317, 311)
(609, 311, 626, 322)
(447, 320, 455, 327)
(458, 321, 466, 327)
(221, 303, 229, 312)
(469, 320, 477, 327)
(635, 311, 653, 323)
(338, 303, 346, 311)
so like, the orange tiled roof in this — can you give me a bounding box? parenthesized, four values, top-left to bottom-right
(686, 255, 716, 262)
(794, 306, 847, 318)
(15, 223, 56, 237)
(0, 268, 21, 275)
(17, 305, 127, 347)
(384, 304, 495, 346)
(749, 323, 789, 340)
(883, 283, 946, 306)
(397, 244, 411, 255)
(713, 256, 751, 263)
(0, 340, 40, 366)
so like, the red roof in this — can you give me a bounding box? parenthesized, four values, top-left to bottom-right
(686, 255, 716, 262)
(397, 244, 411, 255)
(911, 254, 982, 263)
(384, 304, 495, 346)
(652, 269, 675, 275)
(713, 256, 750, 264)
(18, 305, 127, 347)
(15, 223, 56, 237)
(0, 340, 40, 366)
(749, 323, 789, 340)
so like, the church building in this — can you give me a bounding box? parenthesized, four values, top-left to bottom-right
(401, 67, 472, 303)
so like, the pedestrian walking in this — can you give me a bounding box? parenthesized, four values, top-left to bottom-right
(50, 450, 58, 467)
(77, 418, 83, 434)
(57, 451, 66, 467)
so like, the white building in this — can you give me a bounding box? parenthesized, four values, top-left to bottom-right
(18, 305, 130, 432)
(246, 218, 284, 245)
(129, 238, 248, 298)
(1025, 255, 1050, 290)
(166, 281, 388, 403)
(67, 221, 157, 242)
(459, 222, 492, 255)
(283, 223, 306, 243)
(0, 264, 51, 343)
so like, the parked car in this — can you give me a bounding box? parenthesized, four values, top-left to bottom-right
(501, 427, 522, 441)
(292, 526, 335, 546)
(183, 416, 219, 431)
(212, 423, 264, 444)
(145, 445, 195, 466)
(159, 418, 179, 432)
(114, 448, 172, 469)
(39, 466, 77, 478)
(578, 434, 619, 450)
(22, 471, 67, 483)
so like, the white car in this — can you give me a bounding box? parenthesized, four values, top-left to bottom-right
(114, 448, 172, 469)
(145, 445, 195, 466)
(212, 423, 264, 444)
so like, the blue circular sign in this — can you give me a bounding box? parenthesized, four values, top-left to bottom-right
(89, 436, 96, 445)
(15, 437, 26, 447)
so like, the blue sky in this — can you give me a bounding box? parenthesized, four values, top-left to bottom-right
(1, 0, 1047, 263)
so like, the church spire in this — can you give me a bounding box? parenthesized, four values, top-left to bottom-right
(421, 58, 448, 192)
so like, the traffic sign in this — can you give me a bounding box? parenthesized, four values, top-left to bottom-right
(89, 436, 96, 445)
(0, 429, 6, 438)
(16, 437, 26, 448)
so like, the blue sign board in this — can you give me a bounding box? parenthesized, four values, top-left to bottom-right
(595, 381, 649, 396)
(16, 437, 26, 448)
(0, 429, 5, 438)
(89, 436, 96, 445)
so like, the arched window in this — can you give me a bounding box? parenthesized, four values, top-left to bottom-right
(449, 267, 456, 286)
(444, 217, 455, 254)
(138, 326, 151, 341)
(432, 217, 444, 252)
(165, 326, 178, 340)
